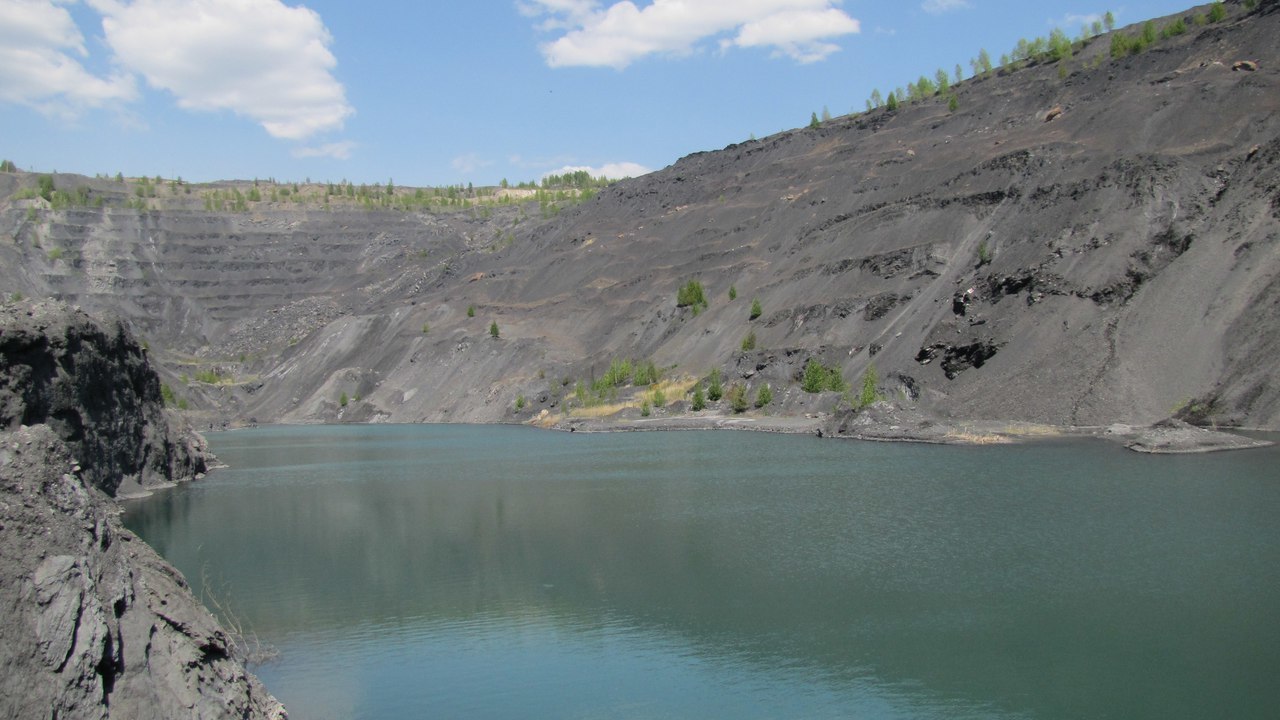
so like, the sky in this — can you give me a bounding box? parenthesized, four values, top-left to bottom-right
(0, 0, 1203, 188)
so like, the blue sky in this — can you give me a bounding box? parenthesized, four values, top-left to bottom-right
(0, 0, 1201, 187)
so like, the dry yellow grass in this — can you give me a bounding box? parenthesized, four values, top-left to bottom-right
(564, 375, 700, 418)
(1001, 423, 1062, 436)
(944, 430, 1012, 445)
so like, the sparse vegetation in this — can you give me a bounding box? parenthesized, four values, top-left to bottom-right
(515, 395, 526, 411)
(977, 239, 993, 266)
(856, 363, 885, 409)
(754, 384, 773, 409)
(677, 279, 708, 311)
(489, 320, 500, 338)
(741, 330, 756, 351)
(691, 385, 706, 411)
(728, 384, 749, 413)
(467, 304, 476, 317)
(339, 392, 349, 407)
(749, 298, 762, 320)
(728, 285, 737, 301)
(801, 358, 847, 393)
(707, 368, 723, 402)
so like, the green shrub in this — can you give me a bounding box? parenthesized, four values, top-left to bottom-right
(633, 360, 660, 386)
(515, 395, 526, 411)
(489, 321, 500, 338)
(977, 239, 992, 266)
(47, 248, 62, 261)
(691, 385, 706, 411)
(422, 323, 430, 334)
(857, 363, 884, 408)
(1208, 2, 1226, 22)
(467, 304, 476, 317)
(754, 384, 773, 408)
(160, 384, 176, 406)
(728, 285, 737, 301)
(602, 358, 633, 387)
(801, 358, 846, 393)
(339, 392, 349, 407)
(677, 279, 708, 310)
(651, 386, 666, 407)
(707, 368, 723, 402)
(728, 384, 749, 413)
(749, 298, 762, 320)
(741, 330, 756, 351)
(641, 400, 651, 417)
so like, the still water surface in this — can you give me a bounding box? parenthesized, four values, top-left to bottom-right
(123, 424, 1280, 719)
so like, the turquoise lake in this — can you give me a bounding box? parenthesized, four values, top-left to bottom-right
(123, 424, 1280, 719)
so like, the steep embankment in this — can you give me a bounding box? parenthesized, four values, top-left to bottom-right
(0, 301, 285, 719)
(0, 0, 1276, 430)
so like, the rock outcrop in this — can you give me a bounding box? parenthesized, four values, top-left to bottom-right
(0, 302, 284, 720)
(0, 300, 208, 496)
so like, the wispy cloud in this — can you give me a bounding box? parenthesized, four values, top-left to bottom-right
(89, 0, 353, 140)
(452, 153, 495, 175)
(543, 161, 652, 180)
(523, 0, 860, 69)
(293, 141, 356, 160)
(921, 0, 972, 15)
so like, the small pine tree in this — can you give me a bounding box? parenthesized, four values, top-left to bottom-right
(467, 304, 476, 317)
(948, 95, 959, 112)
(729, 384, 749, 413)
(749, 298, 762, 320)
(741, 330, 756, 351)
(754, 384, 772, 408)
(1103, 11, 1115, 32)
(1208, 2, 1226, 22)
(809, 112, 821, 129)
(691, 385, 706, 411)
(885, 92, 898, 112)
(728, 285, 737, 301)
(489, 321, 500, 338)
(857, 363, 882, 408)
(707, 369, 723, 402)
(339, 392, 349, 407)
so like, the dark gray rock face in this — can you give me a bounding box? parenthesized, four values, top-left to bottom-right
(0, 302, 284, 720)
(0, 426, 286, 720)
(0, 300, 207, 496)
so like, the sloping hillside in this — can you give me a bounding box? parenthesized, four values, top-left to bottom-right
(1, 0, 1277, 430)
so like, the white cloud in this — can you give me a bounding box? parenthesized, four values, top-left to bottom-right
(292, 141, 356, 160)
(544, 161, 651, 180)
(524, 0, 860, 69)
(921, 0, 971, 15)
(89, 0, 352, 140)
(0, 0, 137, 115)
(1055, 12, 1103, 29)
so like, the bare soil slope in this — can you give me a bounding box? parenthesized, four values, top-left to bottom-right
(1, 0, 1277, 430)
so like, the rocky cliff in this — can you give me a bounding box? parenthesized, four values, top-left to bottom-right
(0, 301, 285, 719)
(0, 0, 1276, 431)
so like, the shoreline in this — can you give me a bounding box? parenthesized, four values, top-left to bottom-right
(208, 409, 1275, 455)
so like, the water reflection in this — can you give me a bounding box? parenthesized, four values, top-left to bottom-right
(124, 425, 1280, 720)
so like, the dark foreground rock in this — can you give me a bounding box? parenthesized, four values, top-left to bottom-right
(0, 301, 284, 720)
(0, 426, 286, 720)
(0, 300, 209, 497)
